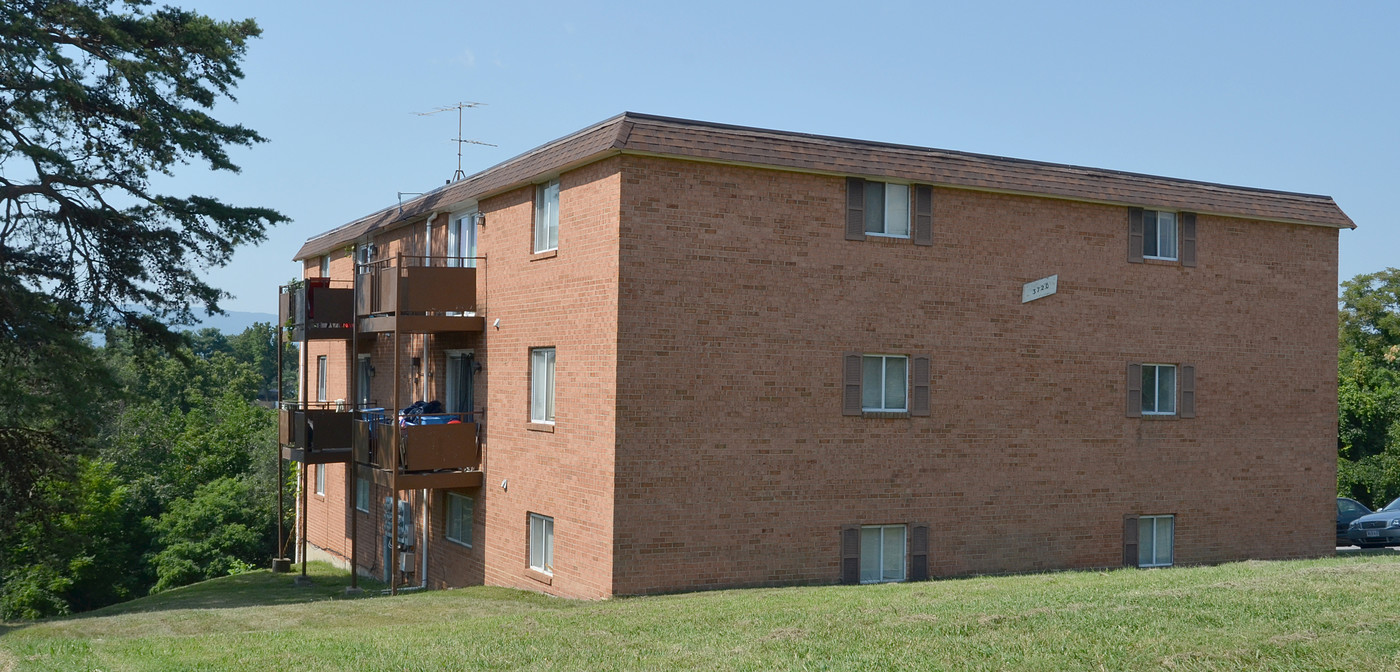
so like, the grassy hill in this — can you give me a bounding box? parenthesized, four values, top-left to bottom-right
(4, 553, 1400, 671)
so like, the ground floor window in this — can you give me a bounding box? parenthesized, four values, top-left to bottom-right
(355, 476, 369, 513)
(314, 464, 325, 496)
(1139, 515, 1174, 567)
(860, 524, 906, 583)
(529, 513, 554, 574)
(446, 492, 473, 547)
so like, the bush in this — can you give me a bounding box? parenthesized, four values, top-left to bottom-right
(150, 477, 272, 593)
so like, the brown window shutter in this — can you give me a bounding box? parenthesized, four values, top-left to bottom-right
(909, 524, 929, 581)
(913, 185, 933, 246)
(841, 526, 861, 584)
(1179, 364, 1195, 418)
(1126, 363, 1142, 418)
(843, 352, 862, 416)
(1123, 515, 1140, 567)
(845, 178, 866, 241)
(911, 355, 931, 417)
(1127, 208, 1144, 263)
(1180, 212, 1197, 267)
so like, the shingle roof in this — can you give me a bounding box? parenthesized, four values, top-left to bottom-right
(294, 112, 1353, 260)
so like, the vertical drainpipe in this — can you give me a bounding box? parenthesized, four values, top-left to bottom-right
(420, 214, 435, 588)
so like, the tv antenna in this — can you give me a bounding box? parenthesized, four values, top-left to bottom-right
(416, 101, 496, 182)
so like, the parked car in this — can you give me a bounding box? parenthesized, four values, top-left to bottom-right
(1346, 496, 1400, 548)
(1338, 497, 1373, 545)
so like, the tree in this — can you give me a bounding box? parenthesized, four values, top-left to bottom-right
(1337, 268, 1400, 508)
(1, 0, 287, 346)
(0, 0, 285, 546)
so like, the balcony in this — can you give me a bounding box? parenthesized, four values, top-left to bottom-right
(279, 402, 353, 464)
(279, 278, 354, 341)
(356, 255, 484, 334)
(352, 411, 484, 489)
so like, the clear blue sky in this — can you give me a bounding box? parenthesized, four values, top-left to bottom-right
(174, 0, 1397, 314)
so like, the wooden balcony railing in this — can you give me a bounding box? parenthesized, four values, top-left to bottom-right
(352, 410, 484, 489)
(278, 401, 353, 463)
(355, 256, 482, 333)
(279, 279, 353, 341)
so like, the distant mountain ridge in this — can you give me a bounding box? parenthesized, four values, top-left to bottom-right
(190, 311, 278, 334)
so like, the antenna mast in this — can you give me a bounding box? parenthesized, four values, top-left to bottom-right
(415, 101, 496, 182)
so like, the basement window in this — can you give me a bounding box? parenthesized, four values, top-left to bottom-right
(860, 524, 906, 583)
(529, 513, 554, 575)
(446, 492, 473, 547)
(1138, 515, 1174, 567)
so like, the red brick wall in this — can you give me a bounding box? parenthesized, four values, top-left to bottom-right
(301, 159, 623, 598)
(473, 157, 622, 598)
(298, 150, 1338, 598)
(611, 154, 1338, 593)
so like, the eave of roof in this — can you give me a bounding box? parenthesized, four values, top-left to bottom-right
(294, 112, 1353, 261)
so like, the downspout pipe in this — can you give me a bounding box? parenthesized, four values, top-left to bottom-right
(419, 214, 436, 590)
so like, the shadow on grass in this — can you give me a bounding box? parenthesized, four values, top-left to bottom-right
(3, 563, 386, 630)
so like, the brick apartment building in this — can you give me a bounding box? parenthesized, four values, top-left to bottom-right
(277, 113, 1353, 599)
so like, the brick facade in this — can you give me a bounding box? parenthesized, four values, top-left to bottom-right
(292, 115, 1345, 599)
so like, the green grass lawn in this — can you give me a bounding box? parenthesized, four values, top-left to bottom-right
(4, 553, 1400, 671)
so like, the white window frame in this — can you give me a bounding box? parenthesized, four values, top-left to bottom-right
(319, 254, 330, 277)
(316, 355, 328, 403)
(530, 347, 556, 424)
(1142, 210, 1178, 261)
(1141, 363, 1177, 416)
(533, 179, 560, 253)
(356, 354, 372, 407)
(861, 354, 909, 412)
(445, 492, 474, 548)
(1138, 515, 1174, 568)
(529, 513, 554, 574)
(448, 210, 479, 268)
(314, 464, 326, 496)
(355, 476, 369, 513)
(863, 180, 911, 238)
(859, 524, 907, 584)
(444, 349, 474, 414)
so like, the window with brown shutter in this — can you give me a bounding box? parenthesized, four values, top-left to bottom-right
(913, 185, 933, 246)
(1179, 364, 1196, 418)
(842, 353, 862, 416)
(909, 524, 929, 581)
(1126, 363, 1142, 418)
(845, 178, 865, 241)
(1180, 212, 1197, 267)
(1127, 208, 1144, 263)
(1123, 515, 1139, 567)
(841, 526, 860, 584)
(846, 177, 917, 240)
(911, 355, 931, 417)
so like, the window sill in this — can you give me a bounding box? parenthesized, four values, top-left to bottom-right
(445, 537, 472, 550)
(1139, 414, 1180, 421)
(862, 410, 910, 419)
(526, 422, 556, 433)
(1143, 258, 1181, 266)
(530, 249, 558, 262)
(526, 568, 553, 585)
(859, 234, 912, 245)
